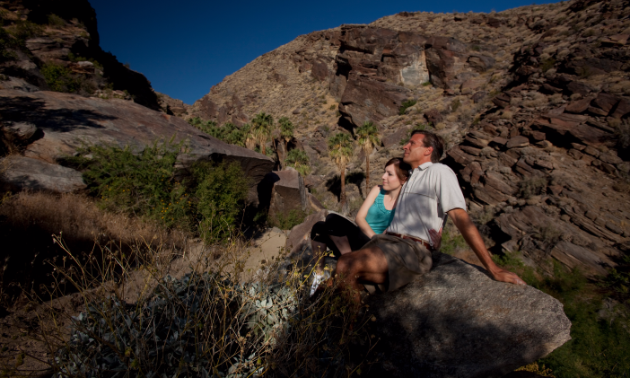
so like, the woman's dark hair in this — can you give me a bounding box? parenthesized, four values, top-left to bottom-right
(410, 130, 444, 163)
(385, 157, 412, 182)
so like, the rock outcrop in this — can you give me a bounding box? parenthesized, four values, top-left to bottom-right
(265, 168, 308, 223)
(183, 0, 630, 278)
(366, 254, 572, 378)
(0, 90, 274, 200)
(0, 0, 161, 110)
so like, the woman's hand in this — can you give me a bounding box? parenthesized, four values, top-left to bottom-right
(428, 228, 442, 250)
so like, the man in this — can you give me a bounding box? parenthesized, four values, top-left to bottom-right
(335, 130, 525, 299)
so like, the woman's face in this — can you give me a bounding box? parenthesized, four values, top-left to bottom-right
(381, 164, 404, 191)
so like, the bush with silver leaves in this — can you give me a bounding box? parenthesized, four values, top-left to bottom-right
(53, 272, 297, 378)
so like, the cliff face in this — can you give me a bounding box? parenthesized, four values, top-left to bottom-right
(189, 0, 630, 276)
(0, 0, 160, 110)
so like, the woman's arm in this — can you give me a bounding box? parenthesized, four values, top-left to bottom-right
(355, 185, 381, 238)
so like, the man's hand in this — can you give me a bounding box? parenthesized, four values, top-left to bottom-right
(448, 208, 526, 286)
(488, 265, 526, 285)
(428, 228, 442, 250)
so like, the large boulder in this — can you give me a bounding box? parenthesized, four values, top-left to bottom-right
(285, 209, 327, 254)
(366, 254, 571, 378)
(0, 90, 274, 199)
(0, 155, 86, 193)
(266, 169, 308, 223)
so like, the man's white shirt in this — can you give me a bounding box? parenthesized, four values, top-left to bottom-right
(387, 162, 467, 246)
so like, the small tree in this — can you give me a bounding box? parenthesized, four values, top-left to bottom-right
(328, 132, 354, 208)
(279, 117, 294, 164)
(285, 149, 310, 176)
(251, 112, 273, 155)
(356, 121, 380, 189)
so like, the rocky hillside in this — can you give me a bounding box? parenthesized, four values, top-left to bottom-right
(186, 0, 630, 276)
(0, 0, 162, 110)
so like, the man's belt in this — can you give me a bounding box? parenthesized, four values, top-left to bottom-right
(385, 232, 434, 251)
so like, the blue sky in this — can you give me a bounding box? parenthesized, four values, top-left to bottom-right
(88, 0, 560, 105)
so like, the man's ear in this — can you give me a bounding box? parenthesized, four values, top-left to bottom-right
(425, 146, 433, 157)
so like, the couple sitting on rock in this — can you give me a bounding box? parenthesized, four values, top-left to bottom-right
(311, 130, 525, 301)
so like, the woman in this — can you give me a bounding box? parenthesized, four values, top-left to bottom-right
(310, 158, 411, 257)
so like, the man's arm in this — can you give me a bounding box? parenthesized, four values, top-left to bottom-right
(448, 208, 526, 285)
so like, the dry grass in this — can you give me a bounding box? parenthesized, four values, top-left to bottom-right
(0, 191, 188, 248)
(521, 92, 548, 108)
(1, 228, 373, 378)
(0, 191, 190, 309)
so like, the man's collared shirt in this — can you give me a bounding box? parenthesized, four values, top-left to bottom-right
(387, 162, 467, 246)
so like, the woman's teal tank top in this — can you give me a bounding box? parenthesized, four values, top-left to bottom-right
(364, 188, 395, 234)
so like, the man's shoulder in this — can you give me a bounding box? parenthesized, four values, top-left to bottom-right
(426, 162, 457, 176)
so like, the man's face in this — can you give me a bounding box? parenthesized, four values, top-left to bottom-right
(403, 134, 432, 167)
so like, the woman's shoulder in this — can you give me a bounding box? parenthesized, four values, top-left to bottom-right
(370, 185, 383, 195)
(364, 185, 382, 204)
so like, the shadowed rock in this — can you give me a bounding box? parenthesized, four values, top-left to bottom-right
(366, 254, 571, 378)
(267, 169, 308, 223)
(0, 155, 86, 193)
(0, 90, 274, 199)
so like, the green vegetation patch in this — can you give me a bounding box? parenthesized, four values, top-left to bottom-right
(41, 62, 87, 93)
(269, 208, 307, 230)
(47, 14, 66, 27)
(66, 139, 250, 244)
(188, 117, 251, 147)
(494, 255, 630, 378)
(285, 149, 310, 176)
(399, 99, 417, 115)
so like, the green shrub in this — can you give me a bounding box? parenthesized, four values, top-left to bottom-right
(285, 149, 310, 176)
(47, 14, 66, 27)
(41, 62, 82, 93)
(399, 99, 417, 115)
(439, 220, 467, 255)
(188, 118, 250, 148)
(518, 177, 548, 198)
(7, 20, 43, 41)
(67, 139, 250, 244)
(270, 209, 307, 230)
(72, 139, 188, 227)
(192, 161, 249, 243)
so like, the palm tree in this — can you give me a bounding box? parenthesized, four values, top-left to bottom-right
(285, 149, 310, 176)
(243, 123, 257, 150)
(356, 121, 380, 189)
(279, 117, 294, 164)
(251, 112, 273, 155)
(328, 132, 354, 208)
